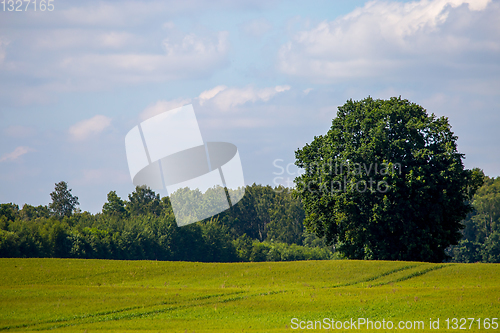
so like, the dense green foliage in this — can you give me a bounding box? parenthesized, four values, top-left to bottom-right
(1, 174, 499, 262)
(295, 97, 483, 262)
(1, 258, 498, 332)
(48, 181, 79, 218)
(0, 183, 333, 262)
(447, 176, 500, 263)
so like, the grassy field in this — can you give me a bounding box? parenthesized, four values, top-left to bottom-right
(0, 258, 499, 332)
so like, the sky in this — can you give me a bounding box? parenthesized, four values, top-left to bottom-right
(0, 0, 499, 213)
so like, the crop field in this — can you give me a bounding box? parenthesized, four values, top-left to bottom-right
(0, 258, 499, 332)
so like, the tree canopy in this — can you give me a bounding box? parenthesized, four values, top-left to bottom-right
(295, 96, 483, 262)
(49, 181, 79, 218)
(448, 175, 500, 263)
(102, 190, 128, 218)
(126, 186, 161, 216)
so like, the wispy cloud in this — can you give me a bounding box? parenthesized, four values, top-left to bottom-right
(198, 85, 227, 105)
(198, 85, 291, 111)
(69, 115, 112, 141)
(54, 31, 229, 87)
(0, 21, 230, 101)
(49, 1, 275, 28)
(139, 98, 192, 121)
(0, 146, 34, 162)
(32, 30, 139, 51)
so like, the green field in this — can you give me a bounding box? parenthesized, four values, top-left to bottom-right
(0, 259, 499, 332)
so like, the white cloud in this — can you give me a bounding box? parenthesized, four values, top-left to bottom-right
(30, 30, 138, 51)
(139, 99, 192, 121)
(0, 146, 34, 162)
(53, 1, 275, 28)
(200, 85, 291, 111)
(198, 85, 227, 105)
(55, 2, 168, 27)
(69, 115, 112, 141)
(0, 25, 230, 97)
(278, 0, 498, 81)
(59, 31, 229, 87)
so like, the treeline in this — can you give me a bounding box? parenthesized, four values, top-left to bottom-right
(446, 176, 500, 263)
(0, 183, 335, 262)
(3, 177, 498, 263)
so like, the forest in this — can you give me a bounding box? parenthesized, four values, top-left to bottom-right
(0, 175, 499, 263)
(447, 175, 500, 262)
(0, 183, 334, 262)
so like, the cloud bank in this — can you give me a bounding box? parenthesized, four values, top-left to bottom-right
(278, 0, 498, 82)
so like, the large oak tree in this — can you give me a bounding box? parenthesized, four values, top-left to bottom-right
(295, 97, 483, 262)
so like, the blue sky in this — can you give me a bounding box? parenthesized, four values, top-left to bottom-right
(1, 0, 499, 213)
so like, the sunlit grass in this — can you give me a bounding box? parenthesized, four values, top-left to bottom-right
(0, 258, 498, 332)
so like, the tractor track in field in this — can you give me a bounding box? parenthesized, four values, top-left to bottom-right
(0, 290, 245, 331)
(370, 264, 451, 287)
(327, 264, 418, 288)
(327, 264, 452, 289)
(0, 290, 287, 331)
